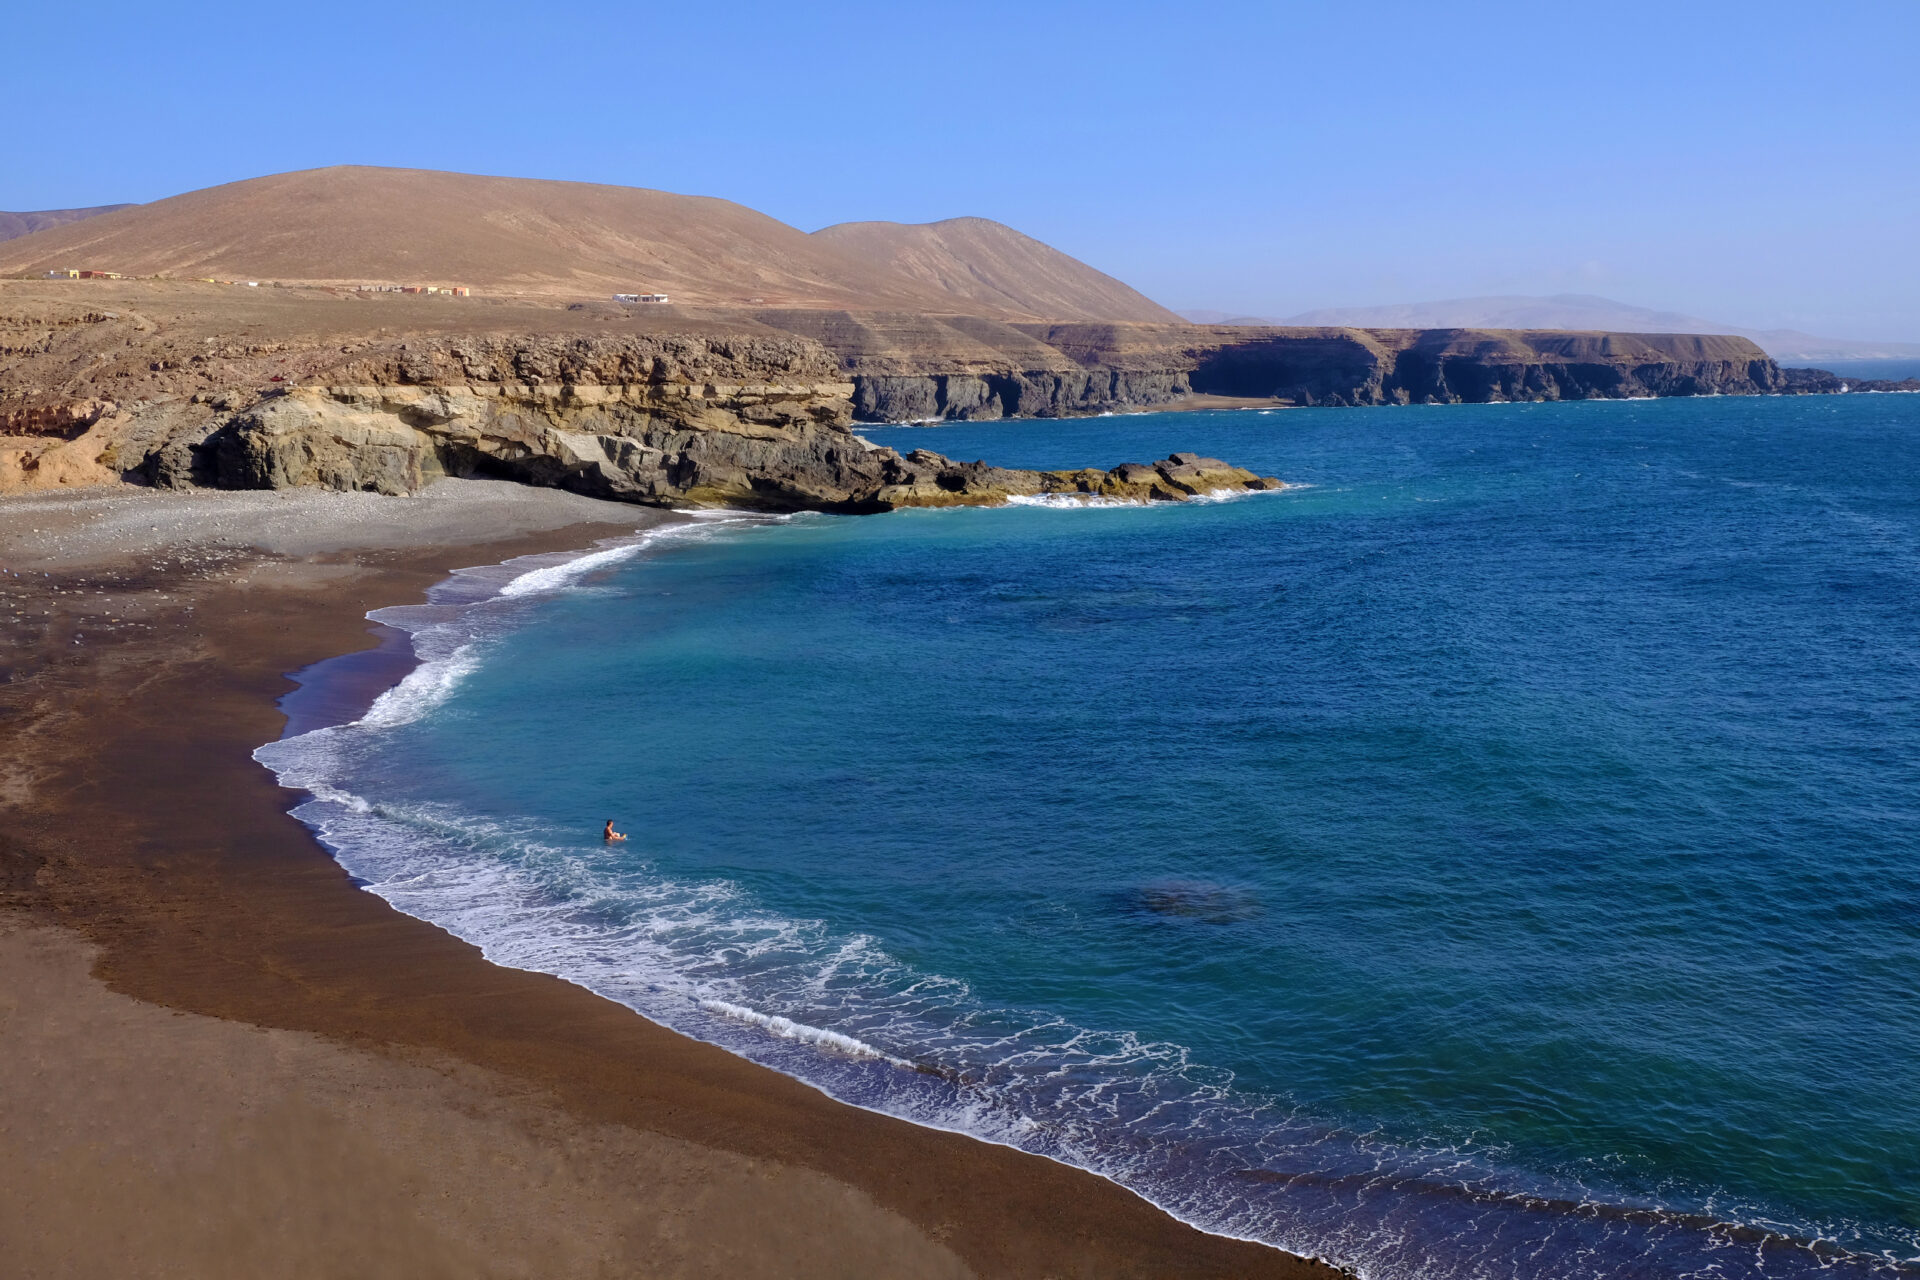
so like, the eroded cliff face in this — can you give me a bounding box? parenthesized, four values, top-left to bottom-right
(850, 369, 1190, 422)
(728, 310, 1178, 423)
(0, 283, 1794, 508)
(1181, 328, 1785, 406)
(727, 314, 1789, 422)
(185, 379, 1278, 512)
(171, 334, 885, 510)
(0, 321, 1279, 509)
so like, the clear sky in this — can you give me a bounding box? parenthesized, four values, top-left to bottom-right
(8, 1, 1916, 339)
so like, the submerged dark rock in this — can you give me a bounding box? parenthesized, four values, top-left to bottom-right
(1125, 880, 1264, 925)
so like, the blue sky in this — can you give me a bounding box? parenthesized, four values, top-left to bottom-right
(7, 1, 1916, 338)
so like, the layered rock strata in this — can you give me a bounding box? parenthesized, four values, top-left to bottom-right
(0, 322, 1279, 508)
(0, 283, 1816, 504)
(1176, 328, 1786, 406)
(735, 313, 1789, 421)
(742, 310, 1189, 422)
(191, 378, 1279, 512)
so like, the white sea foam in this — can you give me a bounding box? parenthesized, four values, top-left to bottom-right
(357, 642, 483, 727)
(300, 777, 373, 813)
(495, 516, 758, 598)
(1005, 493, 1147, 509)
(1188, 486, 1296, 505)
(1007, 486, 1300, 510)
(699, 999, 913, 1065)
(496, 542, 653, 598)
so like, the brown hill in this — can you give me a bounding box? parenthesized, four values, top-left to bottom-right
(812, 217, 1181, 323)
(0, 205, 136, 243)
(0, 167, 1179, 322)
(0, 167, 977, 309)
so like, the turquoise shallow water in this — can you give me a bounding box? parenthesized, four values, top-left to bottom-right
(263, 395, 1920, 1278)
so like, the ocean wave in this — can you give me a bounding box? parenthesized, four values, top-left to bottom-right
(699, 999, 915, 1066)
(1005, 493, 1149, 509)
(252, 514, 1917, 1280)
(497, 542, 653, 598)
(358, 642, 482, 727)
(271, 516, 782, 739)
(1189, 485, 1298, 504)
(1007, 486, 1302, 510)
(254, 753, 1910, 1280)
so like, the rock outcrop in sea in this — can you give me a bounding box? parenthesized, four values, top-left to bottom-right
(1779, 366, 1920, 395)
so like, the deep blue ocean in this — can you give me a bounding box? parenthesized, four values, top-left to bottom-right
(1816, 360, 1920, 383)
(262, 392, 1920, 1279)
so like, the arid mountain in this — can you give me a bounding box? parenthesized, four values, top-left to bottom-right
(1181, 295, 1920, 363)
(0, 167, 1175, 321)
(0, 205, 136, 243)
(810, 217, 1181, 323)
(0, 167, 979, 309)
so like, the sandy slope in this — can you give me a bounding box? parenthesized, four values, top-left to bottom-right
(0, 167, 940, 309)
(0, 167, 1182, 323)
(813, 217, 1181, 323)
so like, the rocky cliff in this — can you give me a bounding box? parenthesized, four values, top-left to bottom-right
(732, 314, 1786, 421)
(0, 296, 1280, 507)
(0, 281, 1813, 508)
(1178, 327, 1785, 406)
(1779, 366, 1920, 395)
(181, 337, 1277, 509)
(739, 310, 1191, 422)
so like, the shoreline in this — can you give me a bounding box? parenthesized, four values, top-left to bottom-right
(0, 481, 1336, 1278)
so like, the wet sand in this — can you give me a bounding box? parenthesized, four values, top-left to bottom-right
(0, 480, 1338, 1279)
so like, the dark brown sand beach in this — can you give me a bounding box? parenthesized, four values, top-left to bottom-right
(0, 480, 1337, 1279)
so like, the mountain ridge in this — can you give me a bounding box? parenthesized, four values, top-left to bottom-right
(0, 204, 136, 243)
(0, 166, 1178, 323)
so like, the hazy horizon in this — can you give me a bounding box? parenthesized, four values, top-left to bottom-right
(7, 1, 1915, 341)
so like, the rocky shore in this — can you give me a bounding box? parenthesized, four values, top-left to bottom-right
(0, 280, 1883, 507)
(1779, 366, 1920, 395)
(140, 335, 1279, 511)
(0, 292, 1284, 506)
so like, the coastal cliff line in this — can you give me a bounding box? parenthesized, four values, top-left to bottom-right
(4, 281, 1903, 508)
(747, 314, 1800, 422)
(0, 313, 1280, 508)
(184, 334, 1282, 510)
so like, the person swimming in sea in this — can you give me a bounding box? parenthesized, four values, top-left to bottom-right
(603, 819, 626, 843)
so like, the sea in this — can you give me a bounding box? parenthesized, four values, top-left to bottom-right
(259, 391, 1920, 1279)
(1816, 360, 1920, 384)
